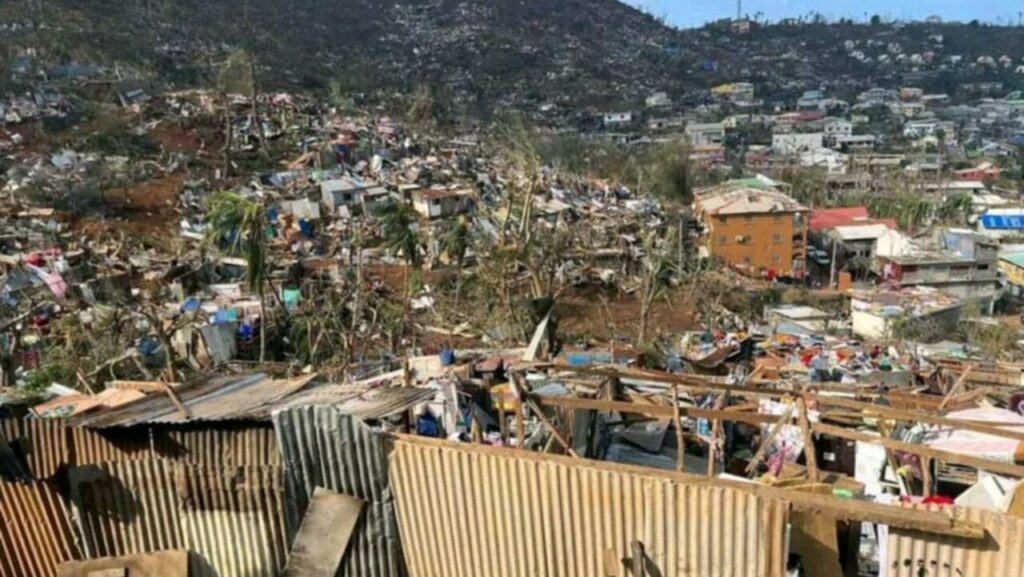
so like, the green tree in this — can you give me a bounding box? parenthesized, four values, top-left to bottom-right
(204, 192, 271, 361)
(648, 143, 694, 205)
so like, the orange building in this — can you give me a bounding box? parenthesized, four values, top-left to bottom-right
(695, 183, 809, 278)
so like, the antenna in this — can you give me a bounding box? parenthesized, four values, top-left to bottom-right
(737, 0, 742, 20)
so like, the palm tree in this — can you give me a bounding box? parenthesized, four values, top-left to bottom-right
(938, 193, 974, 226)
(903, 197, 934, 232)
(438, 216, 472, 310)
(375, 201, 422, 347)
(204, 191, 270, 362)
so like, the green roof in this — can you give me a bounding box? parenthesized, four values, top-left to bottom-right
(1000, 252, 1024, 268)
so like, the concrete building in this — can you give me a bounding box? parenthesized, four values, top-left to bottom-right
(410, 189, 467, 220)
(684, 123, 725, 146)
(695, 181, 809, 278)
(876, 231, 1001, 301)
(850, 287, 964, 341)
(772, 133, 825, 155)
(321, 177, 387, 213)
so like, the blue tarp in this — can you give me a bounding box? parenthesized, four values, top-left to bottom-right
(981, 214, 1024, 230)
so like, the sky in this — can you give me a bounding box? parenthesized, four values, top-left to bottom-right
(626, 1, 1024, 28)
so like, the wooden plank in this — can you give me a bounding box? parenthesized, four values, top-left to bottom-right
(812, 422, 1024, 479)
(526, 398, 579, 458)
(159, 381, 189, 419)
(532, 395, 785, 426)
(537, 364, 796, 399)
(938, 364, 973, 410)
(707, 394, 725, 477)
(673, 386, 685, 473)
(631, 541, 646, 577)
(788, 485, 844, 577)
(747, 405, 796, 475)
(797, 398, 819, 482)
(109, 380, 182, 392)
(813, 394, 1024, 442)
(282, 487, 365, 577)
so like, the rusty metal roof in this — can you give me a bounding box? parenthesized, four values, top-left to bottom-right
(70, 373, 317, 429)
(276, 384, 436, 420)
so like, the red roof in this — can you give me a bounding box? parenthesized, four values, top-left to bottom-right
(810, 207, 897, 233)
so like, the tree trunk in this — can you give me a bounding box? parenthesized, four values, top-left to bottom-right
(250, 54, 270, 161)
(222, 91, 232, 178)
(259, 283, 267, 363)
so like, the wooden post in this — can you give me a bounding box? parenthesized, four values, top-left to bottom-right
(921, 457, 934, 498)
(631, 541, 646, 577)
(797, 397, 819, 482)
(512, 375, 526, 449)
(499, 405, 508, 445)
(707, 393, 726, 477)
(673, 385, 685, 473)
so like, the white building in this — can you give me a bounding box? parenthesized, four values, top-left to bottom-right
(772, 132, 824, 155)
(602, 112, 633, 127)
(685, 123, 725, 146)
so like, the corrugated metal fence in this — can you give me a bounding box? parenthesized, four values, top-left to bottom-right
(886, 504, 1024, 577)
(0, 479, 77, 577)
(390, 438, 789, 577)
(273, 405, 405, 577)
(68, 459, 289, 577)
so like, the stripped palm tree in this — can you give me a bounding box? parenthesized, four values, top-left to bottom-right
(375, 201, 422, 349)
(437, 216, 472, 310)
(203, 191, 270, 362)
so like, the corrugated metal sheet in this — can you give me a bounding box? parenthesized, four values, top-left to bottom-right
(69, 458, 290, 577)
(69, 459, 184, 558)
(0, 417, 69, 479)
(177, 464, 289, 577)
(885, 505, 1024, 577)
(390, 438, 789, 577)
(0, 479, 78, 577)
(71, 425, 155, 466)
(273, 406, 405, 577)
(71, 374, 316, 429)
(279, 386, 436, 420)
(162, 425, 281, 466)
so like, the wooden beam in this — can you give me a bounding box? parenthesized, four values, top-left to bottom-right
(812, 422, 1024, 479)
(747, 405, 796, 475)
(526, 398, 579, 458)
(631, 541, 646, 577)
(109, 380, 183, 392)
(938, 364, 973, 410)
(813, 394, 1024, 442)
(535, 364, 796, 399)
(531, 395, 786, 427)
(511, 374, 526, 449)
(797, 398, 819, 482)
(160, 380, 189, 420)
(707, 394, 726, 477)
(673, 385, 684, 473)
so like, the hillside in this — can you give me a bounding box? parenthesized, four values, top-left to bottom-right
(0, 0, 689, 112)
(1, 1, 1023, 113)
